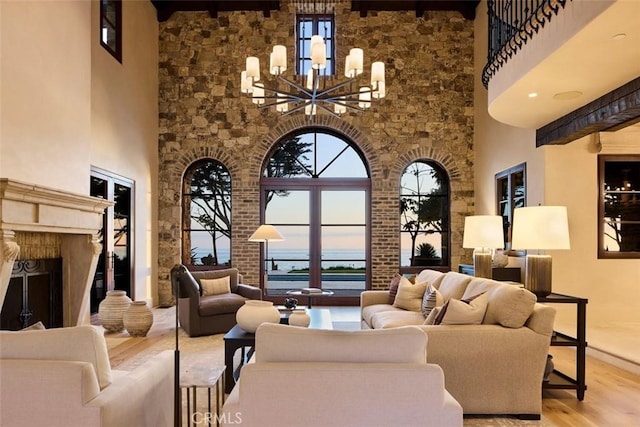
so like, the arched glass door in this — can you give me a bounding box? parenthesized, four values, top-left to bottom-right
(260, 130, 370, 297)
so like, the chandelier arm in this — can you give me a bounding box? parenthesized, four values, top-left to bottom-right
(275, 75, 314, 98)
(312, 77, 358, 97)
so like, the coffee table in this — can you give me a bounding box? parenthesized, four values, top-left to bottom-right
(286, 289, 334, 308)
(223, 308, 332, 393)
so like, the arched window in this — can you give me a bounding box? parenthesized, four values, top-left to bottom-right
(400, 160, 450, 270)
(182, 159, 231, 267)
(259, 129, 370, 300)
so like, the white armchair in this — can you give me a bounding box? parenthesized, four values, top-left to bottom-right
(0, 325, 173, 427)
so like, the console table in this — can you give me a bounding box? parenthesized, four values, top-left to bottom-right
(538, 292, 588, 400)
(458, 264, 521, 282)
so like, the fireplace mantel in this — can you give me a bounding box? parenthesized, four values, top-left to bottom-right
(0, 178, 113, 327)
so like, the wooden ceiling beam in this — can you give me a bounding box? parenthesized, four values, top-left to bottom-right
(350, 1, 479, 20)
(151, 1, 281, 22)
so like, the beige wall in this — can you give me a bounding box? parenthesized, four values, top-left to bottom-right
(475, 1, 640, 367)
(90, 0, 159, 305)
(0, 0, 92, 191)
(1, 0, 159, 306)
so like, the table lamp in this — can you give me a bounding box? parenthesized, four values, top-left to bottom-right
(462, 215, 505, 278)
(249, 224, 284, 287)
(511, 206, 570, 296)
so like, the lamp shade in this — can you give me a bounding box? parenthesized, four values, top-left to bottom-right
(248, 224, 284, 242)
(462, 215, 504, 249)
(511, 206, 570, 250)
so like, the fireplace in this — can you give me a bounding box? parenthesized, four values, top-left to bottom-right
(0, 179, 113, 328)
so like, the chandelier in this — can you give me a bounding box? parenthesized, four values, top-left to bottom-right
(240, 5, 386, 117)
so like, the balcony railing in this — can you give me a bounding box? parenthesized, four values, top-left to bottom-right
(482, 0, 571, 88)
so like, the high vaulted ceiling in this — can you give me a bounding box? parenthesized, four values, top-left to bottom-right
(150, 0, 480, 22)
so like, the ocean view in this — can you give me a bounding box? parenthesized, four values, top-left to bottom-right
(192, 248, 415, 271)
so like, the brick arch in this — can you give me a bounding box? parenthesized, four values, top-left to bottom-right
(254, 115, 382, 177)
(390, 147, 464, 186)
(165, 146, 244, 184)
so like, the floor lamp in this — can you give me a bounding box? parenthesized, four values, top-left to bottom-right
(462, 215, 504, 278)
(511, 206, 571, 297)
(249, 224, 284, 288)
(172, 268, 182, 427)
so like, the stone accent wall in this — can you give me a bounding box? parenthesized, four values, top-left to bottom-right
(158, 2, 475, 305)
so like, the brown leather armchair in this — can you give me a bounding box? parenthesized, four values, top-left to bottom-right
(171, 264, 262, 337)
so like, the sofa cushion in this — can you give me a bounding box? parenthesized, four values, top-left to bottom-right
(416, 269, 445, 288)
(464, 278, 537, 328)
(362, 304, 402, 326)
(198, 292, 247, 316)
(201, 276, 231, 296)
(192, 268, 240, 293)
(421, 285, 443, 317)
(436, 272, 472, 302)
(371, 310, 427, 329)
(255, 323, 427, 363)
(0, 325, 112, 390)
(393, 276, 427, 312)
(434, 292, 489, 325)
(387, 273, 402, 304)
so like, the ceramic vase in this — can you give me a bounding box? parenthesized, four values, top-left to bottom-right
(236, 300, 280, 333)
(289, 310, 311, 327)
(492, 249, 509, 268)
(98, 290, 131, 332)
(123, 301, 154, 337)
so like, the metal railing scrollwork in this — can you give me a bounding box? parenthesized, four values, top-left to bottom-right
(482, 0, 572, 88)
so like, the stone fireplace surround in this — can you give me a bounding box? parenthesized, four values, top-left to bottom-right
(0, 179, 113, 327)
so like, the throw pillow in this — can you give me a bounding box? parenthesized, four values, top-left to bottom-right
(387, 273, 402, 304)
(201, 276, 231, 296)
(393, 276, 427, 312)
(421, 284, 443, 318)
(21, 321, 46, 331)
(423, 306, 441, 325)
(434, 292, 489, 325)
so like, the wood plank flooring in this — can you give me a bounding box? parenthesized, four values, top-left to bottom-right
(104, 307, 640, 426)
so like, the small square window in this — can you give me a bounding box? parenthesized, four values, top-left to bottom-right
(296, 14, 335, 76)
(100, 0, 122, 63)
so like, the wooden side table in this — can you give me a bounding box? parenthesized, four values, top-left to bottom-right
(458, 264, 521, 282)
(180, 364, 226, 426)
(538, 292, 588, 400)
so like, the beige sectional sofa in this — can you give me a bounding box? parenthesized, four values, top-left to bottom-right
(361, 269, 556, 419)
(0, 325, 173, 427)
(222, 323, 463, 427)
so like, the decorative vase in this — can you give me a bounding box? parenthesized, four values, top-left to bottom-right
(98, 290, 131, 332)
(284, 297, 298, 309)
(236, 300, 280, 333)
(492, 249, 509, 268)
(289, 310, 311, 327)
(123, 301, 154, 337)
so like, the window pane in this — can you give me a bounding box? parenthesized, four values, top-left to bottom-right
(322, 191, 365, 224)
(265, 190, 309, 224)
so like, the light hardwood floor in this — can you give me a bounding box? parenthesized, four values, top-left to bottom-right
(105, 306, 640, 426)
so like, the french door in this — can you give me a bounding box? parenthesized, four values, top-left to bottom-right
(262, 181, 370, 296)
(90, 168, 134, 313)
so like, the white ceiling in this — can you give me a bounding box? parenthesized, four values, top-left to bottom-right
(487, 0, 640, 130)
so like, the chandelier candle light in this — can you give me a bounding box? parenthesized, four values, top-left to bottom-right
(241, 39, 385, 117)
(462, 215, 505, 279)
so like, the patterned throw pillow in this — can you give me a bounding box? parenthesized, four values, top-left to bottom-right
(200, 276, 231, 296)
(434, 292, 489, 325)
(388, 273, 402, 304)
(421, 284, 443, 317)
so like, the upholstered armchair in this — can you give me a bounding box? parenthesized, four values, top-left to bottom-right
(171, 265, 262, 337)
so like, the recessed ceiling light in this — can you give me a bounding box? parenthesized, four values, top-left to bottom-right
(528, 92, 538, 98)
(553, 91, 583, 101)
(613, 33, 627, 40)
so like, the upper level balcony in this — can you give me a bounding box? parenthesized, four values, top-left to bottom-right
(482, 0, 640, 145)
